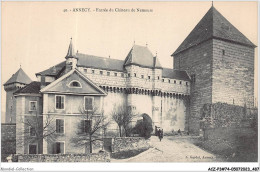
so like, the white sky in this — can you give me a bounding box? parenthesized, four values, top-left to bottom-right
(1, 1, 258, 122)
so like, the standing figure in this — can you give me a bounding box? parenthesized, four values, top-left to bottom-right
(158, 129, 163, 141)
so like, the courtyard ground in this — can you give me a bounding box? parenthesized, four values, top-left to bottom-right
(111, 136, 223, 162)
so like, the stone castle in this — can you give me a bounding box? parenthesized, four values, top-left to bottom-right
(3, 6, 256, 154)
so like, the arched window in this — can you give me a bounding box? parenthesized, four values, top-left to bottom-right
(69, 81, 81, 88)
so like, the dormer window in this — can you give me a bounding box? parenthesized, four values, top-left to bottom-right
(69, 81, 82, 88)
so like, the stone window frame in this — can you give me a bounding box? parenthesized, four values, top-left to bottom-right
(168, 79, 170, 83)
(55, 141, 65, 154)
(121, 73, 124, 77)
(29, 101, 37, 111)
(186, 82, 188, 86)
(114, 72, 117, 77)
(28, 143, 38, 154)
(128, 73, 131, 77)
(148, 76, 151, 80)
(55, 95, 65, 110)
(141, 75, 144, 79)
(68, 80, 82, 88)
(84, 68, 88, 73)
(107, 72, 110, 76)
(56, 118, 65, 134)
(174, 80, 176, 84)
(180, 81, 182, 85)
(84, 96, 94, 112)
(92, 69, 95, 74)
(158, 76, 160, 80)
(162, 79, 164, 82)
(134, 73, 137, 77)
(100, 71, 103, 75)
(80, 119, 92, 134)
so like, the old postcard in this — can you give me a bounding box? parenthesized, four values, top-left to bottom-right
(1, 1, 259, 171)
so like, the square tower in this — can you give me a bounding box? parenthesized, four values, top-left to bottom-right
(172, 6, 256, 134)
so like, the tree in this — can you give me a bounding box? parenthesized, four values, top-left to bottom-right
(71, 107, 110, 153)
(132, 113, 153, 139)
(111, 105, 137, 137)
(16, 111, 56, 154)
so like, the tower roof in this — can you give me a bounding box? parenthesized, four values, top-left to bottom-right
(124, 45, 162, 69)
(65, 38, 77, 59)
(4, 68, 32, 86)
(172, 6, 256, 56)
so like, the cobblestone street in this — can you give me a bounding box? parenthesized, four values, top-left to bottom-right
(112, 136, 223, 162)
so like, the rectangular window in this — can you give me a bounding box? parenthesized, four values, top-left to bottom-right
(84, 69, 87, 73)
(168, 79, 170, 83)
(81, 120, 92, 133)
(186, 82, 188, 86)
(29, 144, 37, 154)
(180, 81, 182, 84)
(148, 76, 151, 80)
(162, 79, 164, 82)
(158, 76, 160, 80)
(92, 70, 95, 74)
(134, 73, 137, 77)
(174, 80, 176, 84)
(114, 73, 117, 76)
(56, 119, 64, 134)
(128, 73, 131, 77)
(29, 101, 37, 111)
(55, 96, 64, 109)
(107, 72, 110, 76)
(222, 49, 225, 55)
(141, 75, 144, 79)
(55, 142, 65, 154)
(100, 71, 103, 75)
(84, 97, 94, 111)
(30, 127, 36, 136)
(121, 73, 124, 77)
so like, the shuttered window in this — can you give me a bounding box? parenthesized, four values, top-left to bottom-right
(56, 119, 64, 133)
(56, 96, 65, 109)
(55, 142, 64, 154)
(84, 97, 94, 111)
(81, 120, 92, 134)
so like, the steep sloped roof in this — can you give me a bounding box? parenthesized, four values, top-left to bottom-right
(124, 45, 162, 68)
(173, 6, 256, 56)
(14, 81, 48, 94)
(4, 68, 32, 86)
(35, 61, 66, 76)
(162, 68, 190, 81)
(65, 38, 77, 59)
(77, 53, 125, 72)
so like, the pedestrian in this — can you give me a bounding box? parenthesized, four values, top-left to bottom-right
(158, 129, 163, 141)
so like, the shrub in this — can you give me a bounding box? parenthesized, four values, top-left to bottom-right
(133, 113, 153, 139)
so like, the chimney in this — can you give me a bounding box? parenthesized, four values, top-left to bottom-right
(40, 76, 46, 89)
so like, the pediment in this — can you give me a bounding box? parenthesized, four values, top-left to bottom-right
(40, 69, 106, 95)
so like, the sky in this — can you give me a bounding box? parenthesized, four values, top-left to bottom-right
(1, 1, 258, 122)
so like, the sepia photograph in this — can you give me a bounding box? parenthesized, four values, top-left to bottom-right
(1, 0, 259, 171)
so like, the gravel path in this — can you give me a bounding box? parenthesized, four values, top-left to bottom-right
(111, 136, 223, 162)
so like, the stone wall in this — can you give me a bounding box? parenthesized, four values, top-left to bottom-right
(174, 39, 213, 134)
(112, 137, 150, 153)
(15, 152, 110, 162)
(212, 39, 255, 107)
(1, 123, 16, 162)
(78, 65, 190, 95)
